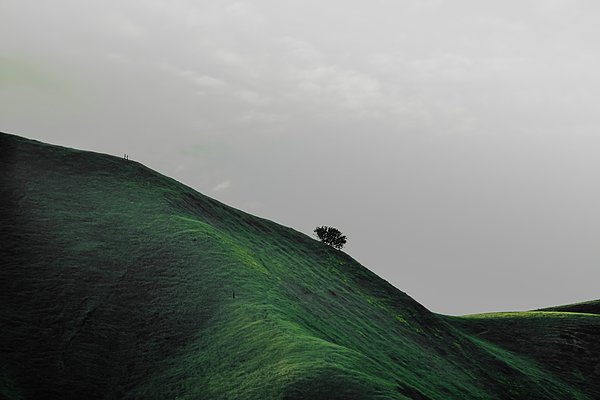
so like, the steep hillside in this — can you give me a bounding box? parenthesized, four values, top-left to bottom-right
(1, 132, 598, 399)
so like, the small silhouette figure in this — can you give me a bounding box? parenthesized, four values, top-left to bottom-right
(232, 290, 235, 299)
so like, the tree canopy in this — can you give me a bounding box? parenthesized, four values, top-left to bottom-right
(314, 226, 347, 250)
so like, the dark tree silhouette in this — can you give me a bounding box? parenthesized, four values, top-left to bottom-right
(314, 226, 347, 249)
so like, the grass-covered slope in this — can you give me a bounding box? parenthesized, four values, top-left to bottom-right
(447, 312, 600, 399)
(1, 132, 598, 399)
(536, 300, 600, 315)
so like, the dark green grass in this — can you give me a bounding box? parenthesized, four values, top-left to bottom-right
(536, 300, 600, 315)
(446, 311, 600, 399)
(1, 132, 598, 399)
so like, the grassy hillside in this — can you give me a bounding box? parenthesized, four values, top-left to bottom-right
(447, 312, 600, 398)
(536, 300, 600, 315)
(1, 132, 598, 399)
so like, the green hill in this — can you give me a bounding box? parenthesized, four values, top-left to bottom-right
(536, 300, 600, 315)
(1, 132, 598, 399)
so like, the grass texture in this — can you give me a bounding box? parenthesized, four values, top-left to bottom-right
(1, 132, 598, 399)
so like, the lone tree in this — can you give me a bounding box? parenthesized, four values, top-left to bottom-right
(314, 226, 347, 249)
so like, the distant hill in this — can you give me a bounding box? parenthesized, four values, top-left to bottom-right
(536, 300, 600, 315)
(1, 132, 598, 399)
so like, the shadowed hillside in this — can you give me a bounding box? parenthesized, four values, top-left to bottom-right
(1, 132, 598, 399)
(537, 300, 600, 315)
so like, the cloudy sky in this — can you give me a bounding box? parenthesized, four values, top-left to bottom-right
(2, 0, 599, 314)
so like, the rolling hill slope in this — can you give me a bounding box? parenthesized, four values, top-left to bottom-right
(1, 132, 598, 399)
(536, 300, 600, 315)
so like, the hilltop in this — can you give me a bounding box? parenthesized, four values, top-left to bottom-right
(1, 132, 598, 399)
(537, 299, 600, 315)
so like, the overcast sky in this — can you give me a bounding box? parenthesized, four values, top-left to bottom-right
(2, 0, 599, 314)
